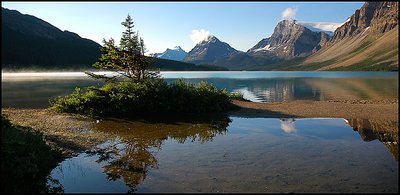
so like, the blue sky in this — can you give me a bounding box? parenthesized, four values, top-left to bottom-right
(2, 1, 364, 54)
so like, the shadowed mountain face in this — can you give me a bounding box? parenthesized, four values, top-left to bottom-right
(1, 8, 223, 71)
(1, 7, 101, 69)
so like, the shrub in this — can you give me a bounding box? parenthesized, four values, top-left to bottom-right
(49, 79, 239, 117)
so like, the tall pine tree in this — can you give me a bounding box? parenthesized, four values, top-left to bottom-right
(86, 14, 158, 82)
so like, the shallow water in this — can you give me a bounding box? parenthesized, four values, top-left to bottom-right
(48, 116, 398, 193)
(2, 71, 398, 107)
(2, 71, 398, 193)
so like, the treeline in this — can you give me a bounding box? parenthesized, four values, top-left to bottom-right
(1, 24, 227, 71)
(1, 26, 101, 70)
(150, 58, 228, 71)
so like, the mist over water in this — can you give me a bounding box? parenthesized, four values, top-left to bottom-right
(2, 71, 398, 108)
(2, 71, 398, 78)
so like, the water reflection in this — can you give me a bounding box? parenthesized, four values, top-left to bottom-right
(1, 77, 104, 108)
(279, 117, 398, 161)
(165, 77, 397, 103)
(2, 75, 398, 108)
(84, 115, 231, 192)
(345, 118, 399, 161)
(280, 118, 297, 134)
(49, 116, 398, 193)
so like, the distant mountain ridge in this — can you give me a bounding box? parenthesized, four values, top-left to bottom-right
(150, 46, 188, 61)
(1, 7, 101, 69)
(185, 20, 334, 70)
(182, 20, 334, 70)
(181, 2, 397, 71)
(183, 35, 239, 65)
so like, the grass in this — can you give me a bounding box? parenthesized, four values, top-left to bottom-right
(1, 114, 64, 193)
(350, 40, 373, 55)
(328, 59, 398, 71)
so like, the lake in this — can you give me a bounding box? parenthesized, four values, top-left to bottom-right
(1, 71, 398, 193)
(2, 71, 398, 108)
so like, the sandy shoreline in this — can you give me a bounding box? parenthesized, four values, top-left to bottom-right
(230, 99, 398, 121)
(1, 108, 108, 156)
(2, 99, 398, 155)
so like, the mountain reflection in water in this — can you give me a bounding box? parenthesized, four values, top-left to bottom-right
(165, 77, 398, 103)
(2, 75, 397, 108)
(345, 118, 399, 161)
(277, 117, 398, 162)
(48, 116, 398, 193)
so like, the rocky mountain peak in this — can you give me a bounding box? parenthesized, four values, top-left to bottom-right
(332, 2, 398, 42)
(248, 19, 330, 59)
(152, 46, 187, 61)
(269, 20, 306, 46)
(172, 46, 184, 51)
(184, 35, 238, 65)
(198, 35, 218, 45)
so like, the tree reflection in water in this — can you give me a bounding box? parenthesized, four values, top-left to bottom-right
(86, 114, 231, 192)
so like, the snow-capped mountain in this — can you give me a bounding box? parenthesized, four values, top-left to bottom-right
(184, 35, 239, 65)
(247, 19, 331, 59)
(150, 46, 188, 61)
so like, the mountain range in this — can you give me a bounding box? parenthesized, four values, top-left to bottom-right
(150, 46, 188, 61)
(176, 19, 334, 69)
(2, 1, 398, 71)
(1, 7, 221, 71)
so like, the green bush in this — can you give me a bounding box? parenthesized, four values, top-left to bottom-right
(1, 114, 63, 193)
(49, 79, 240, 117)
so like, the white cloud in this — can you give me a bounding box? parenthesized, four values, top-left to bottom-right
(280, 118, 296, 134)
(299, 21, 343, 33)
(190, 29, 212, 43)
(281, 7, 298, 20)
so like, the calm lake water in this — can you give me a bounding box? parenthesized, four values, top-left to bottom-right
(47, 116, 398, 193)
(1, 71, 398, 108)
(1, 71, 398, 193)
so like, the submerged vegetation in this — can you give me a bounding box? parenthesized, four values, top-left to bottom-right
(50, 14, 240, 116)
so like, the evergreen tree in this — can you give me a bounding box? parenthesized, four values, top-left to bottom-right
(86, 14, 159, 82)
